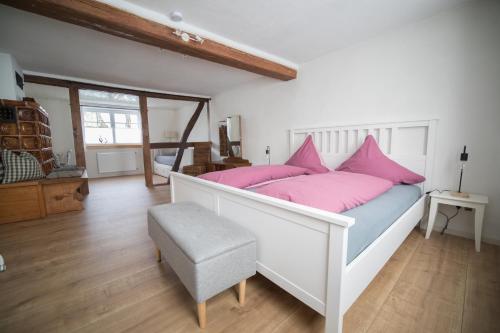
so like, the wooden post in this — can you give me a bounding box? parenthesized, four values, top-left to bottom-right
(139, 95, 153, 187)
(69, 85, 89, 195)
(171, 101, 205, 174)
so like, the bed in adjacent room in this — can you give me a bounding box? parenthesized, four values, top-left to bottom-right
(153, 152, 176, 179)
(169, 120, 437, 333)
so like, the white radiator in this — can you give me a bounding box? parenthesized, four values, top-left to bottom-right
(97, 151, 138, 173)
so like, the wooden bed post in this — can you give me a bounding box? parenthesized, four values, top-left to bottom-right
(139, 95, 153, 187)
(69, 85, 89, 195)
(171, 101, 206, 174)
(324, 224, 348, 333)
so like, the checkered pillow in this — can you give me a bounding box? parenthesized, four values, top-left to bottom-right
(0, 160, 3, 183)
(1, 150, 45, 184)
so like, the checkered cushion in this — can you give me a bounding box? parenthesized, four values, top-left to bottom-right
(0, 160, 3, 183)
(1, 150, 45, 184)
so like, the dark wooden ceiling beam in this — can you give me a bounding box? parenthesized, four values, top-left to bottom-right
(24, 74, 209, 102)
(2, 0, 297, 81)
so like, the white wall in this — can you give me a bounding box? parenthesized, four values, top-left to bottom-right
(177, 104, 210, 142)
(0, 52, 24, 100)
(84, 147, 144, 178)
(174, 103, 210, 167)
(148, 107, 178, 143)
(35, 97, 75, 160)
(212, 1, 500, 243)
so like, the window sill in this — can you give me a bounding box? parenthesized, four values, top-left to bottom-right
(86, 144, 143, 149)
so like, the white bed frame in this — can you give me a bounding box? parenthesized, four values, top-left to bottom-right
(170, 119, 437, 333)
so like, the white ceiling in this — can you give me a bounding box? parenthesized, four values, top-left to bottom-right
(1, 0, 470, 96)
(127, 0, 470, 63)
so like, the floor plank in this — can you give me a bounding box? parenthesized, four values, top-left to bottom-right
(462, 242, 500, 333)
(343, 230, 423, 333)
(367, 234, 469, 332)
(0, 175, 498, 332)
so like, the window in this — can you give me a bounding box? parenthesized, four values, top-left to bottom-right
(82, 107, 142, 144)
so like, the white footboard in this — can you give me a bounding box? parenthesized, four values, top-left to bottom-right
(170, 172, 353, 332)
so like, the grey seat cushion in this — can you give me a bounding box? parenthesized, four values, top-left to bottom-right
(148, 202, 256, 264)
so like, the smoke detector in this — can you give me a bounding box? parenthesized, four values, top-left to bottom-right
(170, 11, 183, 22)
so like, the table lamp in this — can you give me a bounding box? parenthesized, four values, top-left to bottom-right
(451, 145, 469, 198)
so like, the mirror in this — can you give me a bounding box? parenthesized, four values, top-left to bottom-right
(219, 115, 241, 158)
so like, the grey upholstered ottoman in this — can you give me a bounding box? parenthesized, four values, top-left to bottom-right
(147, 201, 256, 328)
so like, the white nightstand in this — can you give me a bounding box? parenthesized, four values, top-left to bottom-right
(425, 191, 488, 251)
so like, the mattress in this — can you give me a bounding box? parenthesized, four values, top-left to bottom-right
(343, 184, 421, 264)
(155, 155, 176, 166)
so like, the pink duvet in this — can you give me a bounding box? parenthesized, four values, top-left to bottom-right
(198, 165, 309, 189)
(253, 171, 393, 213)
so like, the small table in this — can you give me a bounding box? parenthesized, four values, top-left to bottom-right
(425, 191, 488, 251)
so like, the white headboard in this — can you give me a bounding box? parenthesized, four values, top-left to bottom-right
(290, 120, 438, 192)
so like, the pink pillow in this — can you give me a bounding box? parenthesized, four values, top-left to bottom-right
(198, 165, 309, 188)
(285, 135, 329, 174)
(335, 135, 425, 185)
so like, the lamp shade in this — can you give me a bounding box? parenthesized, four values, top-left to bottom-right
(164, 130, 178, 139)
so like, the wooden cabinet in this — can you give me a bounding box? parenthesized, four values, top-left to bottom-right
(182, 156, 252, 177)
(0, 181, 46, 224)
(0, 99, 55, 174)
(0, 99, 90, 223)
(182, 164, 207, 177)
(0, 172, 88, 224)
(181, 142, 212, 177)
(40, 175, 87, 215)
(207, 159, 251, 172)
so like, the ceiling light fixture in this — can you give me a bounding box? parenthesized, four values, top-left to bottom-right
(170, 11, 183, 22)
(173, 30, 204, 44)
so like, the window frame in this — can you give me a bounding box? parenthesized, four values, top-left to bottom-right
(81, 106, 143, 146)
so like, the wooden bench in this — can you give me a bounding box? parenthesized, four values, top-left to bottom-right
(0, 171, 88, 224)
(148, 202, 256, 328)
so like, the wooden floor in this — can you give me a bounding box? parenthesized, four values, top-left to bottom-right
(0, 175, 498, 333)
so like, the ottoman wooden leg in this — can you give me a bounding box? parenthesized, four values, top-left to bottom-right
(238, 280, 246, 305)
(197, 302, 206, 329)
(155, 247, 161, 263)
